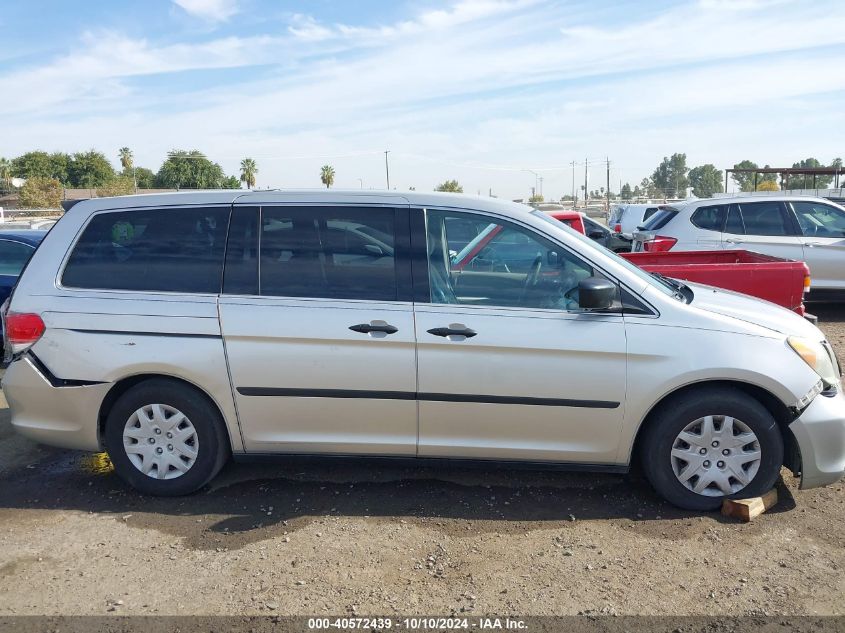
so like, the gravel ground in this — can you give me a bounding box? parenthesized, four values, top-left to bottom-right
(0, 308, 843, 617)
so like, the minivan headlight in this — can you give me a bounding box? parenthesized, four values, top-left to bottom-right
(787, 336, 840, 387)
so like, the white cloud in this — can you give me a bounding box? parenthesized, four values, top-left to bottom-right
(172, 0, 239, 22)
(2, 0, 844, 197)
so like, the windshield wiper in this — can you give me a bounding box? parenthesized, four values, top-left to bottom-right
(650, 272, 689, 302)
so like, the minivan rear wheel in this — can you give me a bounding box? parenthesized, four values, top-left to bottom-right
(104, 379, 229, 495)
(640, 387, 783, 511)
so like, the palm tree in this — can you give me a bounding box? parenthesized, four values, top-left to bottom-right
(0, 157, 11, 191)
(320, 164, 335, 189)
(118, 147, 133, 171)
(240, 158, 258, 189)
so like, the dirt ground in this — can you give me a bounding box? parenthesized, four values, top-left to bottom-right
(0, 308, 843, 617)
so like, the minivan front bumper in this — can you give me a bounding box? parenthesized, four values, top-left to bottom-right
(2, 355, 110, 451)
(790, 387, 845, 489)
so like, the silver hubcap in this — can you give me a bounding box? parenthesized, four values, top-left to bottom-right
(123, 404, 198, 480)
(671, 415, 761, 497)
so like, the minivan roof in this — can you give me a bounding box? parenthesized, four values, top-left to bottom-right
(64, 190, 534, 219)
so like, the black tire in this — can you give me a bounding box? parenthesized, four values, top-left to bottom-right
(104, 379, 230, 496)
(640, 386, 783, 511)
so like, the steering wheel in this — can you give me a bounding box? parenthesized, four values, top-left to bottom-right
(520, 255, 543, 303)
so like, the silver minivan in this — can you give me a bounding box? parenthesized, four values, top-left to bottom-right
(3, 191, 844, 510)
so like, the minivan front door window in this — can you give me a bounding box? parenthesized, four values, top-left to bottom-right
(427, 210, 594, 310)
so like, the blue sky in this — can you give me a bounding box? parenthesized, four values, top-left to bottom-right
(1, 0, 844, 198)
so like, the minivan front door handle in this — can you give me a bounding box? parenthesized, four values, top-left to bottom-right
(349, 322, 398, 335)
(427, 325, 477, 338)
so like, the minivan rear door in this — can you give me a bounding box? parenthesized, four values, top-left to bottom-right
(219, 199, 418, 455)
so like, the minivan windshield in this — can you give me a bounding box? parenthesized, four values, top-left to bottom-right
(531, 210, 687, 301)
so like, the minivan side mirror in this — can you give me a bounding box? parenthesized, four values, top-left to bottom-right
(578, 277, 616, 310)
(587, 229, 605, 240)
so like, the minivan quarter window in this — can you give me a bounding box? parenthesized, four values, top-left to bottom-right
(62, 206, 230, 293)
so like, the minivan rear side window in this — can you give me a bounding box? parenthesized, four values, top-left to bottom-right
(690, 204, 728, 232)
(258, 207, 398, 301)
(62, 207, 229, 293)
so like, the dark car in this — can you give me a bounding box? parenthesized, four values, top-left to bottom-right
(582, 215, 632, 253)
(0, 230, 47, 305)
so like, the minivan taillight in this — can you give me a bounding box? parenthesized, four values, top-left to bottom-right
(5, 312, 45, 355)
(613, 223, 622, 233)
(642, 235, 678, 252)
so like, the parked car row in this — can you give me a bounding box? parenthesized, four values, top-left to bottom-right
(0, 229, 47, 305)
(2, 191, 843, 512)
(632, 196, 845, 302)
(543, 210, 812, 318)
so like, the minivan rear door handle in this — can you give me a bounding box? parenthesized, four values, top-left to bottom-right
(349, 321, 398, 335)
(427, 325, 477, 339)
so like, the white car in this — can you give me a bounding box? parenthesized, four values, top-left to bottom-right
(2, 190, 843, 510)
(632, 196, 845, 301)
(609, 203, 663, 238)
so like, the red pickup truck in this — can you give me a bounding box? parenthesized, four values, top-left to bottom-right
(542, 211, 812, 317)
(620, 250, 811, 316)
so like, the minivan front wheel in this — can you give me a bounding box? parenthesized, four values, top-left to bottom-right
(104, 379, 229, 495)
(641, 387, 783, 511)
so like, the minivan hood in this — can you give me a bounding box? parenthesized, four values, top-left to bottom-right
(686, 281, 821, 339)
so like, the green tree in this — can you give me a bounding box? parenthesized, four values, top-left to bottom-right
(435, 179, 463, 193)
(18, 176, 61, 209)
(240, 158, 257, 189)
(756, 180, 779, 191)
(133, 167, 156, 188)
(731, 160, 776, 192)
(639, 177, 654, 197)
(155, 150, 228, 189)
(11, 151, 53, 180)
(785, 157, 836, 189)
(688, 164, 724, 198)
(96, 176, 136, 198)
(0, 157, 11, 190)
(118, 147, 134, 171)
(48, 152, 72, 185)
(651, 153, 689, 198)
(320, 164, 335, 188)
(620, 183, 633, 200)
(528, 193, 544, 203)
(221, 175, 241, 189)
(68, 150, 115, 188)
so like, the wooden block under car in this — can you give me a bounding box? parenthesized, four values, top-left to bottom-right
(721, 489, 778, 522)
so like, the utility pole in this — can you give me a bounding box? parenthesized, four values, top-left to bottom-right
(538, 176, 543, 198)
(571, 161, 576, 207)
(384, 150, 390, 190)
(584, 158, 588, 209)
(606, 157, 611, 213)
